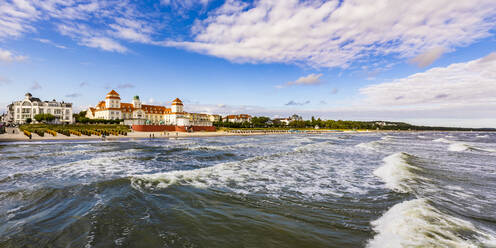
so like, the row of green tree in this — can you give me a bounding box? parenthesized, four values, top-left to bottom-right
(214, 115, 494, 131)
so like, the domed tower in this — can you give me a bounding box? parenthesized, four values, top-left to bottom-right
(171, 98, 183, 113)
(133, 95, 141, 109)
(25, 92, 32, 100)
(105, 90, 121, 109)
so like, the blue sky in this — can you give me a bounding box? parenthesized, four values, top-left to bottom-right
(1, 0, 496, 127)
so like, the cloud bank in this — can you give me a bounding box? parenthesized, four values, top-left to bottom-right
(169, 0, 496, 68)
(360, 52, 496, 108)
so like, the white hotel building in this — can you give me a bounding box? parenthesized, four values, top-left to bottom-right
(86, 90, 214, 127)
(6, 93, 73, 124)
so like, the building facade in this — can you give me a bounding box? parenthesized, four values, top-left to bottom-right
(7, 93, 73, 124)
(224, 114, 252, 123)
(86, 90, 214, 127)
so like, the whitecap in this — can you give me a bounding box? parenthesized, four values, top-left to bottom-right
(433, 138, 451, 143)
(356, 140, 381, 150)
(373, 152, 420, 193)
(131, 148, 376, 200)
(448, 142, 470, 152)
(367, 198, 496, 248)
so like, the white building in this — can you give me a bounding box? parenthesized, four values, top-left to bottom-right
(274, 118, 292, 125)
(86, 90, 214, 127)
(7, 93, 73, 124)
(224, 114, 252, 123)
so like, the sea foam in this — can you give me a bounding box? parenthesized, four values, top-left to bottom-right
(368, 198, 496, 248)
(448, 142, 470, 152)
(373, 152, 419, 193)
(131, 141, 375, 200)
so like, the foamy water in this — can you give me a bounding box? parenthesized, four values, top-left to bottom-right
(1, 132, 495, 247)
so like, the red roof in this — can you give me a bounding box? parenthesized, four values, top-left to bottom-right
(172, 98, 183, 105)
(107, 90, 119, 95)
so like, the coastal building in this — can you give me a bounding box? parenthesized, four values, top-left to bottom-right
(86, 90, 215, 129)
(6, 93, 73, 124)
(224, 114, 252, 123)
(208, 114, 222, 123)
(274, 115, 303, 125)
(273, 118, 292, 125)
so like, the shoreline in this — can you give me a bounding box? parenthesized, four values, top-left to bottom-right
(0, 130, 302, 142)
(0, 129, 485, 143)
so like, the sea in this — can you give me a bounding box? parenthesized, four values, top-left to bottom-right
(0, 132, 495, 247)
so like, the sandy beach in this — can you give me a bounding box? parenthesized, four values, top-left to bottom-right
(0, 129, 346, 142)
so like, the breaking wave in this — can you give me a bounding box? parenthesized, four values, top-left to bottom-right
(131, 142, 375, 200)
(368, 198, 496, 248)
(356, 140, 381, 150)
(373, 152, 421, 193)
(448, 142, 471, 152)
(433, 138, 496, 153)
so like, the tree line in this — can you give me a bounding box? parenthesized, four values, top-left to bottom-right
(214, 115, 495, 131)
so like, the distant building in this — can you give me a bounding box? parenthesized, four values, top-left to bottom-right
(273, 118, 292, 125)
(7, 93, 73, 124)
(224, 114, 252, 123)
(208, 114, 221, 123)
(86, 90, 214, 127)
(273, 115, 302, 126)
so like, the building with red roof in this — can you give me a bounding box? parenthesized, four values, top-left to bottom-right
(85, 90, 215, 127)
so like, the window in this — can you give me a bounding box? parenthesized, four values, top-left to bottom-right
(66, 109, 69, 115)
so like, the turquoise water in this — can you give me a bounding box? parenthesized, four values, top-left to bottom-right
(0, 132, 495, 247)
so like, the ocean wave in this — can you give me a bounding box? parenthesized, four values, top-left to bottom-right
(131, 148, 374, 200)
(373, 152, 421, 193)
(293, 141, 334, 152)
(433, 138, 496, 153)
(448, 142, 471, 152)
(0, 154, 154, 190)
(367, 198, 496, 248)
(355, 140, 381, 150)
(433, 138, 451, 143)
(448, 142, 496, 153)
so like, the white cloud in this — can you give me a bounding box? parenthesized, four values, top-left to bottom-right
(160, 0, 212, 9)
(410, 46, 445, 67)
(80, 37, 127, 53)
(35, 38, 67, 49)
(169, 0, 496, 68)
(360, 52, 496, 108)
(279, 73, 323, 88)
(0, 0, 158, 53)
(0, 48, 27, 62)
